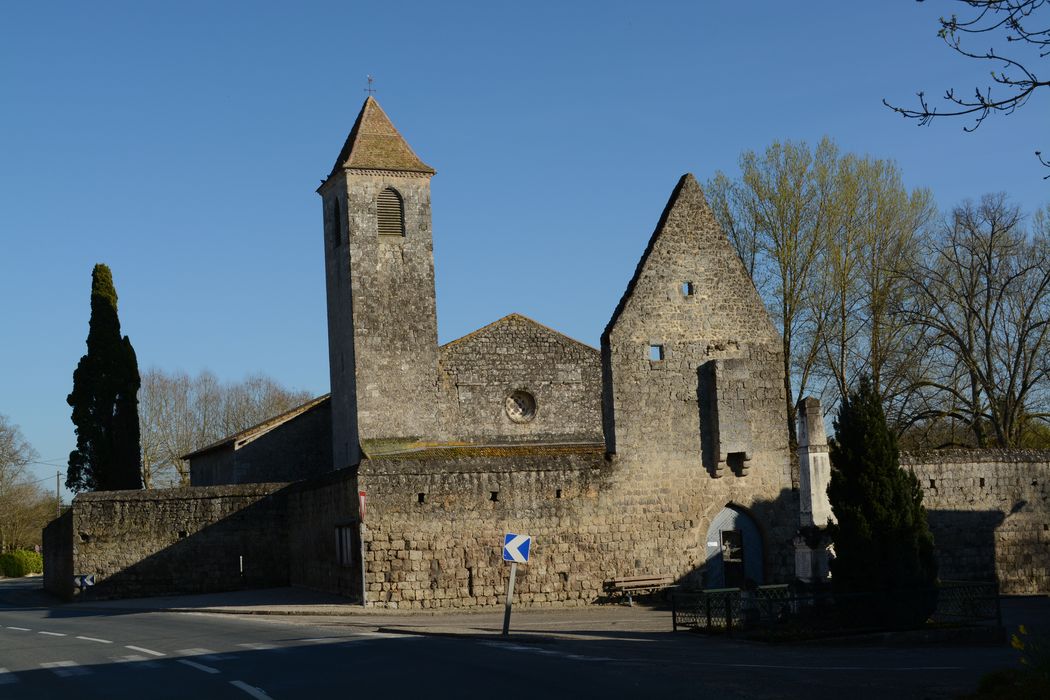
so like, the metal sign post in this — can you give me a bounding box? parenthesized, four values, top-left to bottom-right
(502, 562, 517, 636)
(501, 533, 531, 636)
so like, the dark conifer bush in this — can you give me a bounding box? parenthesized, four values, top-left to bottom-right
(828, 376, 937, 625)
(66, 264, 143, 492)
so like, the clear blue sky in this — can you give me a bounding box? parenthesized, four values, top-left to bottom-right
(1, 1, 1046, 499)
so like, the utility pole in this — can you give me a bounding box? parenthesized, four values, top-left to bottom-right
(56, 470, 61, 517)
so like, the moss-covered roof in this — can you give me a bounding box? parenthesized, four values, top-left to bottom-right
(329, 96, 435, 176)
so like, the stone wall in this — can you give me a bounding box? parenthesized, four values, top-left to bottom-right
(49, 483, 290, 601)
(903, 450, 1050, 594)
(437, 313, 602, 445)
(287, 467, 362, 600)
(358, 447, 608, 608)
(42, 510, 73, 599)
(353, 442, 796, 609)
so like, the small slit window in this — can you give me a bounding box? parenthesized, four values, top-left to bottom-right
(377, 187, 405, 236)
(649, 344, 664, 361)
(681, 282, 694, 297)
(335, 524, 355, 567)
(329, 199, 342, 247)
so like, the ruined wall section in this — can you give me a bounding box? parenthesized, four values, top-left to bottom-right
(600, 174, 795, 584)
(62, 484, 289, 600)
(437, 314, 602, 445)
(903, 450, 1050, 594)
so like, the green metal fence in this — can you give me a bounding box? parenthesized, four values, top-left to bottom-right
(671, 580, 1000, 633)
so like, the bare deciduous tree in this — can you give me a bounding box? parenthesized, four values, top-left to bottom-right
(884, 0, 1049, 176)
(0, 415, 55, 551)
(901, 194, 1050, 446)
(139, 369, 313, 487)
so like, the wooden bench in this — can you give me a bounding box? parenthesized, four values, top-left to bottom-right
(604, 575, 677, 606)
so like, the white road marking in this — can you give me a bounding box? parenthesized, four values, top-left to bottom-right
(479, 641, 613, 662)
(125, 645, 165, 657)
(0, 667, 17, 684)
(6, 626, 30, 631)
(40, 661, 90, 677)
(39, 631, 66, 637)
(230, 680, 273, 699)
(477, 641, 963, 672)
(708, 662, 965, 671)
(112, 654, 163, 668)
(76, 635, 112, 644)
(178, 659, 220, 674)
(237, 642, 278, 650)
(176, 647, 234, 661)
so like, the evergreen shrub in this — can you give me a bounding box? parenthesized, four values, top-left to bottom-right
(827, 376, 938, 627)
(0, 550, 43, 577)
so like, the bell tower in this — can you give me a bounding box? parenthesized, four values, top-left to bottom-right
(318, 97, 440, 468)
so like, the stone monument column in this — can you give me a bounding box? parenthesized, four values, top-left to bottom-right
(794, 396, 834, 582)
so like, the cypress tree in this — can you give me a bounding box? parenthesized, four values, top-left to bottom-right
(66, 264, 143, 492)
(827, 376, 937, 623)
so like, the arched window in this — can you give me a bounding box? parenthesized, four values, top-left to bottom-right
(377, 187, 405, 236)
(329, 199, 342, 248)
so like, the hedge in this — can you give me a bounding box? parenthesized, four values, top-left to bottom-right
(0, 550, 43, 577)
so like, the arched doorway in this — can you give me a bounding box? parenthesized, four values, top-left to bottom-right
(703, 505, 763, 589)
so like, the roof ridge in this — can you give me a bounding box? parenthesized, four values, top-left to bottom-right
(440, 312, 597, 353)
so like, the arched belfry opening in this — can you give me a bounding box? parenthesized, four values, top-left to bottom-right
(703, 504, 764, 589)
(377, 187, 405, 236)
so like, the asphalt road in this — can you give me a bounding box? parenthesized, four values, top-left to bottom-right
(0, 578, 1027, 699)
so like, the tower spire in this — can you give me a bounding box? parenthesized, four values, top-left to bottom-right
(328, 96, 435, 178)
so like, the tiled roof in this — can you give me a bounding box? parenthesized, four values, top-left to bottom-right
(329, 96, 435, 176)
(440, 312, 598, 354)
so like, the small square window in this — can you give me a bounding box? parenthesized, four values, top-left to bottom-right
(681, 282, 694, 296)
(490, 491, 499, 502)
(417, 493, 426, 504)
(649, 344, 664, 361)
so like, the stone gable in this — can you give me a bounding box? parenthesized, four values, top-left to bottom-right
(438, 313, 602, 444)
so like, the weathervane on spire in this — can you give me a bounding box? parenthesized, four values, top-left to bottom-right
(364, 75, 376, 96)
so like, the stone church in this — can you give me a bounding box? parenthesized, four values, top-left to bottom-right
(43, 97, 1050, 605)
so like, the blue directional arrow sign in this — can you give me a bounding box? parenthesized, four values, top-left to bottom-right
(503, 533, 531, 564)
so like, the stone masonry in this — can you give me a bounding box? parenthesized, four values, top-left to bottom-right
(905, 450, 1050, 595)
(44, 484, 289, 600)
(44, 96, 1050, 606)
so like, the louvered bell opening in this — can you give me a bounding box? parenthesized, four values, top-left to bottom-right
(377, 188, 405, 236)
